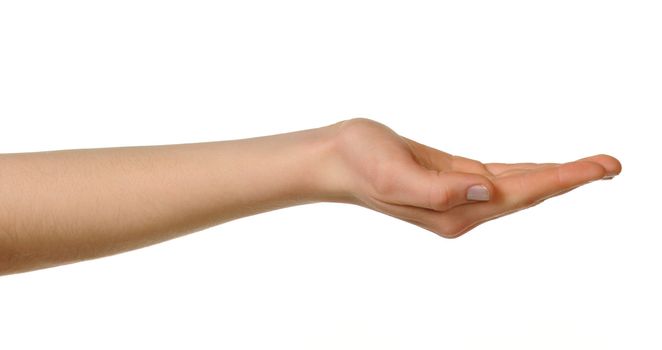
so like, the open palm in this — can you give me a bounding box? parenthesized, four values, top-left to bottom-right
(333, 118, 621, 238)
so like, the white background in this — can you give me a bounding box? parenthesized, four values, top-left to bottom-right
(1, 1, 660, 349)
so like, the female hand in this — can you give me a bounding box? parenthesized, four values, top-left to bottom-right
(0, 117, 621, 274)
(330, 118, 621, 238)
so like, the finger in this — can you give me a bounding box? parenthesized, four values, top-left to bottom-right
(374, 165, 496, 212)
(363, 198, 459, 238)
(449, 155, 495, 177)
(575, 154, 622, 177)
(366, 175, 589, 239)
(446, 181, 588, 238)
(401, 137, 454, 171)
(486, 153, 622, 178)
(367, 196, 497, 239)
(377, 159, 610, 238)
(485, 162, 558, 176)
(402, 137, 495, 177)
(440, 160, 608, 232)
(496, 160, 606, 209)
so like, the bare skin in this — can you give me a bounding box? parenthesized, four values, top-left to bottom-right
(0, 118, 621, 275)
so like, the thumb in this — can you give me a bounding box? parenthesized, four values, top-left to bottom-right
(377, 167, 495, 211)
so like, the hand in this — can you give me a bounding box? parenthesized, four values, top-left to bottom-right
(330, 118, 622, 238)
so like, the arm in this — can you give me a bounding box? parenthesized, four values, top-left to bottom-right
(0, 123, 345, 275)
(0, 118, 621, 275)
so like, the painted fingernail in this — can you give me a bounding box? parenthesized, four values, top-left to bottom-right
(467, 185, 490, 201)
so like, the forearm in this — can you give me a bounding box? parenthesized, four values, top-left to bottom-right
(0, 123, 346, 275)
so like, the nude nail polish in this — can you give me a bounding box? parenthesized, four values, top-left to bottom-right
(467, 185, 490, 201)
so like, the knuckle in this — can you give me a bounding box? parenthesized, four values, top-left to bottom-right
(438, 230, 462, 239)
(337, 118, 383, 142)
(439, 227, 465, 239)
(517, 196, 537, 208)
(446, 225, 468, 238)
(436, 217, 472, 239)
(428, 180, 451, 211)
(446, 221, 480, 238)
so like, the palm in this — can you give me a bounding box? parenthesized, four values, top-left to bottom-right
(335, 119, 621, 238)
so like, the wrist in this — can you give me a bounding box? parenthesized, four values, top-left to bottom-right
(303, 121, 357, 205)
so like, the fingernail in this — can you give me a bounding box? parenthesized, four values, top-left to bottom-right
(467, 185, 490, 201)
(602, 173, 618, 180)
